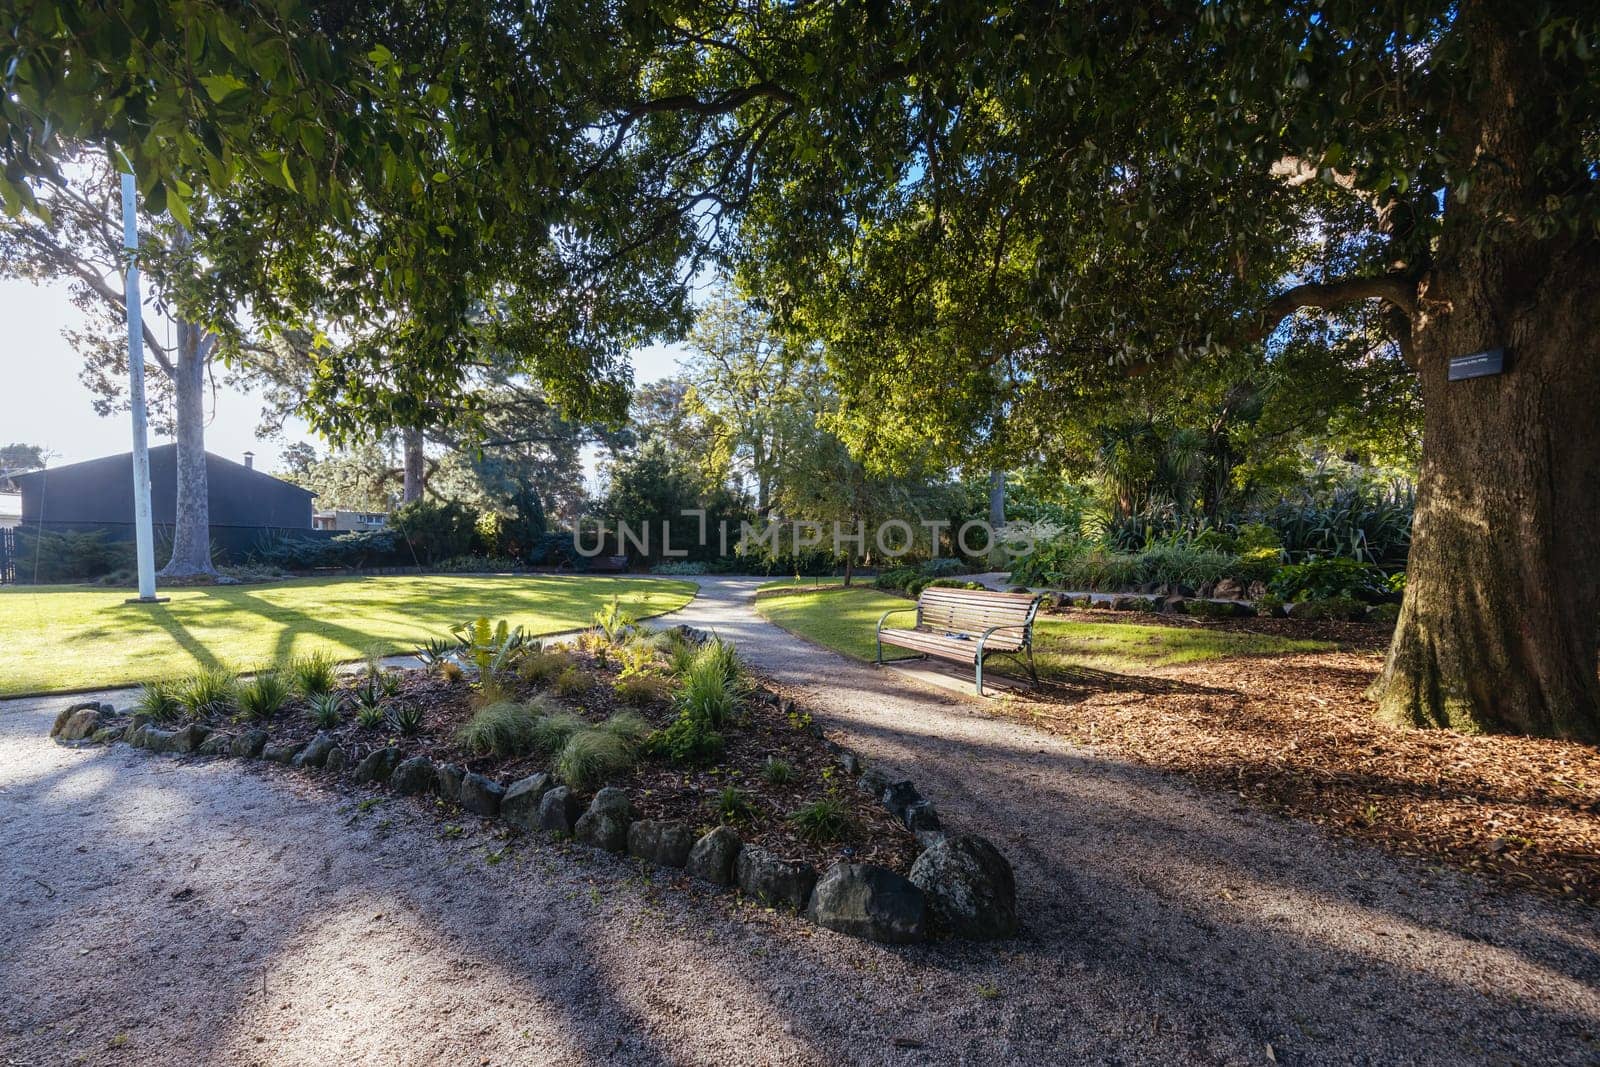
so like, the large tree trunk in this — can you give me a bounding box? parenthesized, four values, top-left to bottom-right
(402, 428, 426, 502)
(158, 316, 217, 578)
(987, 468, 1007, 569)
(1369, 5, 1600, 742)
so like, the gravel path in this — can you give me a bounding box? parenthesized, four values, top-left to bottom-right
(2, 576, 1598, 1065)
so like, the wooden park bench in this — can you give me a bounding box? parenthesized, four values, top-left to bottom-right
(876, 586, 1043, 694)
(586, 554, 630, 573)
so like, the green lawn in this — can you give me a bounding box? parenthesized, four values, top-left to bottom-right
(0, 575, 697, 697)
(754, 587, 1333, 676)
(755, 576, 849, 593)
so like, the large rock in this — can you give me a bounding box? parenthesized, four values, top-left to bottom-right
(55, 707, 105, 742)
(51, 700, 110, 738)
(808, 863, 927, 944)
(880, 780, 922, 820)
(293, 732, 337, 769)
(232, 730, 269, 758)
(198, 732, 234, 756)
(857, 768, 892, 797)
(626, 820, 695, 867)
(323, 747, 348, 774)
(168, 723, 209, 754)
(903, 799, 942, 833)
(537, 786, 581, 834)
(434, 762, 465, 803)
(90, 726, 123, 745)
(687, 826, 742, 885)
(390, 756, 437, 796)
(1212, 577, 1246, 601)
(908, 834, 1018, 939)
(352, 746, 401, 782)
(501, 773, 553, 830)
(575, 788, 633, 852)
(735, 847, 816, 910)
(142, 728, 177, 754)
(460, 772, 504, 817)
(263, 739, 306, 765)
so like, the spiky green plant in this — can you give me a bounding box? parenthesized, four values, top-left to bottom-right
(675, 652, 739, 728)
(306, 692, 343, 729)
(789, 796, 852, 844)
(386, 703, 425, 737)
(714, 785, 755, 825)
(133, 680, 182, 723)
(554, 728, 635, 791)
(286, 650, 338, 696)
(762, 757, 795, 786)
(454, 701, 539, 758)
(237, 670, 292, 720)
(175, 666, 239, 718)
(417, 636, 459, 671)
(592, 595, 635, 645)
(355, 702, 387, 729)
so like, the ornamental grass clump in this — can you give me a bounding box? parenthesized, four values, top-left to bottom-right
(529, 705, 588, 755)
(175, 666, 239, 718)
(789, 795, 853, 844)
(237, 669, 292, 720)
(133, 680, 182, 723)
(286, 650, 338, 696)
(306, 692, 343, 729)
(455, 701, 539, 758)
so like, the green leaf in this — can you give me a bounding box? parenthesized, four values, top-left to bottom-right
(199, 74, 248, 102)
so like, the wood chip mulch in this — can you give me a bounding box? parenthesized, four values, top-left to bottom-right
(999, 639, 1600, 906)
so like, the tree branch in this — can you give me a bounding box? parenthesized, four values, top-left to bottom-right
(1246, 275, 1417, 344)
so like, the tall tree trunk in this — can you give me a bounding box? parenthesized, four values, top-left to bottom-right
(1369, 5, 1600, 742)
(158, 316, 217, 578)
(402, 428, 426, 502)
(987, 468, 1007, 569)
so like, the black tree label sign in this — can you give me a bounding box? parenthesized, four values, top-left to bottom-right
(1448, 348, 1508, 381)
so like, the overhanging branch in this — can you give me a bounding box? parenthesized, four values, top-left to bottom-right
(1246, 275, 1417, 344)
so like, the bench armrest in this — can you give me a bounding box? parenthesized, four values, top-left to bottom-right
(876, 605, 920, 634)
(976, 622, 1030, 656)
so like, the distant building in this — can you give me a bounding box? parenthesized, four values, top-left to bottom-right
(0, 494, 19, 530)
(10, 445, 317, 560)
(313, 509, 388, 532)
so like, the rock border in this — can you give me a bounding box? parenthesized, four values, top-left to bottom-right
(49, 628, 1019, 945)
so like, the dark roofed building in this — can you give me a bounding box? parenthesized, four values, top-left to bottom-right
(12, 445, 315, 547)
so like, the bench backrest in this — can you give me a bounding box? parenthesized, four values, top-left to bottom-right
(917, 587, 1041, 635)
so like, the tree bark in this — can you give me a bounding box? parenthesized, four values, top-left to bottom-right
(402, 428, 426, 502)
(158, 316, 217, 578)
(1369, 5, 1600, 741)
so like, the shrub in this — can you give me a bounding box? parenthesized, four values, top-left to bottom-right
(519, 649, 576, 684)
(1367, 602, 1401, 625)
(648, 706, 725, 765)
(1290, 596, 1369, 621)
(875, 566, 920, 592)
(596, 711, 653, 747)
(920, 557, 964, 577)
(432, 554, 525, 574)
(306, 692, 343, 729)
(668, 640, 699, 677)
(928, 578, 987, 590)
(1270, 558, 1388, 603)
(455, 701, 539, 757)
(554, 728, 636, 790)
(1254, 593, 1287, 618)
(134, 680, 183, 723)
(652, 560, 708, 575)
(389, 498, 479, 563)
(1234, 523, 1282, 553)
(175, 667, 239, 718)
(614, 673, 670, 706)
(237, 670, 291, 720)
(14, 529, 133, 583)
(387, 703, 425, 737)
(287, 650, 339, 696)
(1232, 547, 1283, 585)
(762, 757, 795, 786)
(714, 785, 755, 824)
(789, 796, 852, 844)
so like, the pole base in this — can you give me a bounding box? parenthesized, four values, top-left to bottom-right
(124, 596, 171, 605)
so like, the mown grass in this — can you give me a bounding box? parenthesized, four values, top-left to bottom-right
(755, 587, 1333, 676)
(0, 575, 697, 697)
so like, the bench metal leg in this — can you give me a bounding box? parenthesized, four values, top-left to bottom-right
(975, 652, 984, 695)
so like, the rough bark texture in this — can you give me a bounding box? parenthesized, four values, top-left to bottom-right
(402, 428, 426, 502)
(158, 316, 216, 578)
(987, 469, 1006, 568)
(1370, 7, 1600, 741)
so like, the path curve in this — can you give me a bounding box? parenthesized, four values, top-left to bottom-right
(0, 576, 1595, 1065)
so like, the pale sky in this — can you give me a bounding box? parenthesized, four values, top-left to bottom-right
(0, 275, 685, 476)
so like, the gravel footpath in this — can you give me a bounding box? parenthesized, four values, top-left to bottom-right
(2, 576, 1598, 1065)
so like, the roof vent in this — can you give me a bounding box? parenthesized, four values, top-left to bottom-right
(243, 451, 255, 470)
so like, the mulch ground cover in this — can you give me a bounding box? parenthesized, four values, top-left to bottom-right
(1003, 609, 1600, 905)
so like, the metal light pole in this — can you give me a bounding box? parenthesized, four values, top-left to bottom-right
(122, 170, 159, 603)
